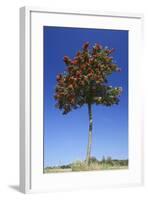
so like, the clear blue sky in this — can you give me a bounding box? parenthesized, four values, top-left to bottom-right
(43, 26, 128, 167)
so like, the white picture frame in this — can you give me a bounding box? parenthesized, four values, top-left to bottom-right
(20, 6, 144, 193)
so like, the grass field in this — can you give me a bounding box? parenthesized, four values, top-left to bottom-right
(44, 158, 128, 173)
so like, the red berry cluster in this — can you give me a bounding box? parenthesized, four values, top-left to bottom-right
(54, 42, 122, 114)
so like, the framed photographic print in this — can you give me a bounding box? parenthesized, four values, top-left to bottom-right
(20, 7, 144, 193)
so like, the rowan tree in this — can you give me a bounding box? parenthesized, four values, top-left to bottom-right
(54, 42, 122, 165)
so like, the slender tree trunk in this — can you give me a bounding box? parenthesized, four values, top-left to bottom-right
(86, 103, 93, 165)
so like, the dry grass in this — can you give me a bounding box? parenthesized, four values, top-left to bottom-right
(44, 160, 128, 173)
(44, 168, 72, 173)
(71, 160, 100, 171)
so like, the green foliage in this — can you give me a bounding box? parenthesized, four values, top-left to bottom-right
(102, 155, 106, 163)
(89, 156, 98, 163)
(71, 160, 88, 171)
(54, 42, 122, 114)
(44, 158, 128, 173)
(106, 156, 113, 166)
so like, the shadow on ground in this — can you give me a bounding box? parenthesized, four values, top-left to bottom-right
(9, 185, 20, 193)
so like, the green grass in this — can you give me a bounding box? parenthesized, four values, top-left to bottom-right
(44, 159, 128, 173)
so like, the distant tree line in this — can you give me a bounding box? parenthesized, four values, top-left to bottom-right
(45, 156, 128, 169)
(86, 156, 128, 166)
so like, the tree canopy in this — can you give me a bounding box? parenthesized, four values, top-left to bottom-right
(54, 42, 122, 114)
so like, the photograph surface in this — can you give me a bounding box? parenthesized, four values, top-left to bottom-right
(43, 26, 128, 173)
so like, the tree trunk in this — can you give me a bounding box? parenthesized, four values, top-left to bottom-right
(86, 103, 93, 165)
